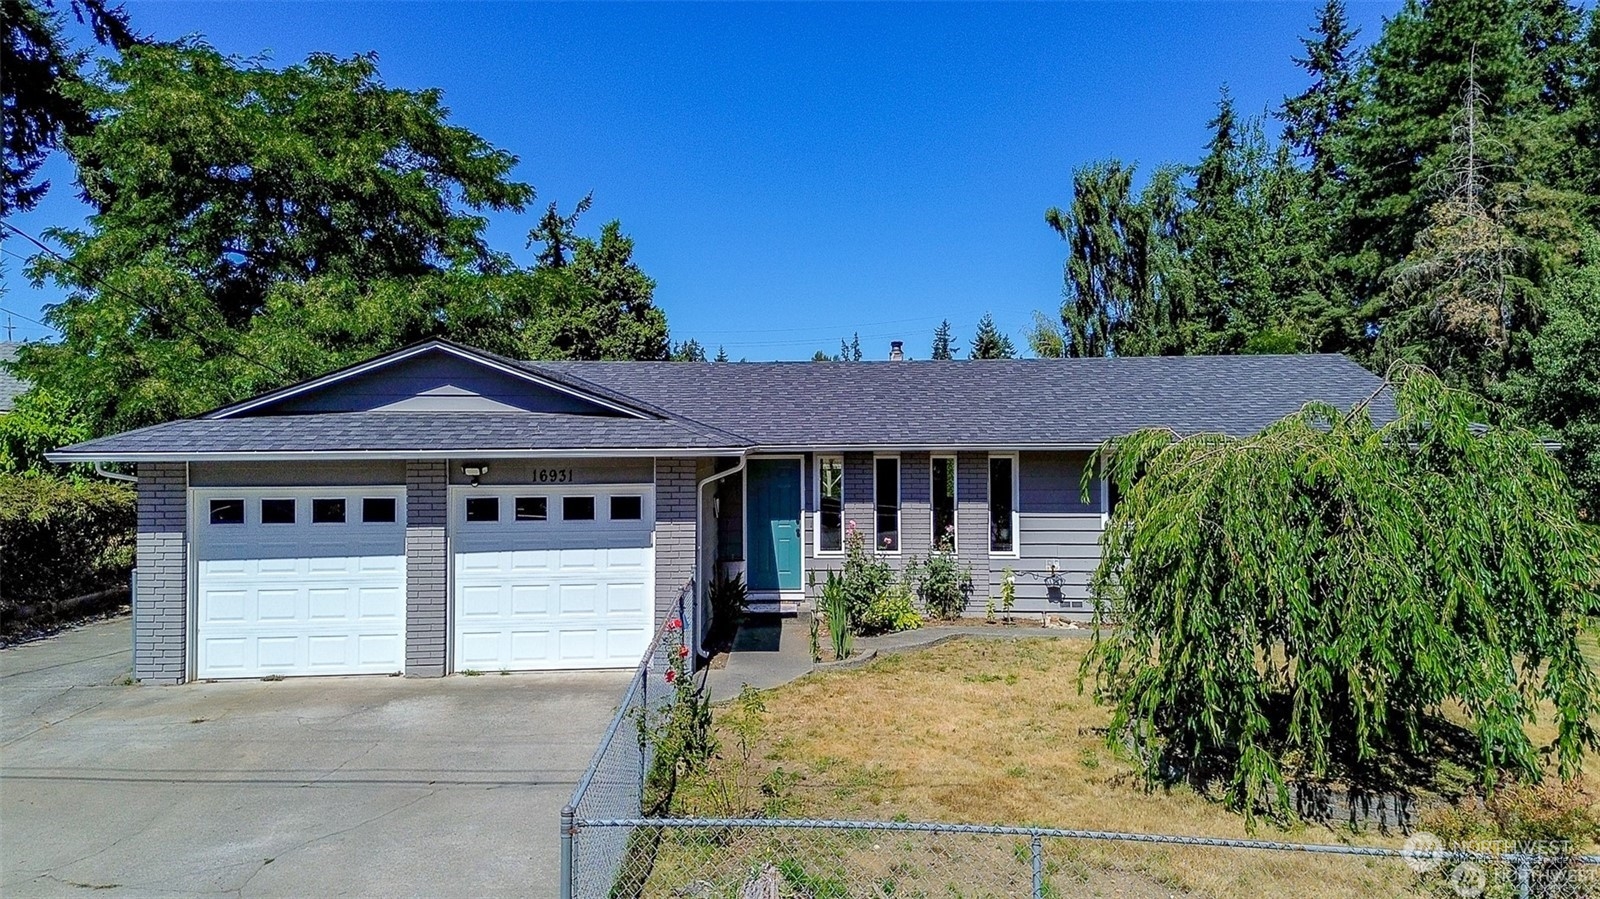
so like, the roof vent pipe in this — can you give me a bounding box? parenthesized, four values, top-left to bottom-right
(889, 341, 904, 361)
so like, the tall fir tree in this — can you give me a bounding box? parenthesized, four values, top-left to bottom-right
(969, 313, 1017, 359)
(930, 319, 957, 359)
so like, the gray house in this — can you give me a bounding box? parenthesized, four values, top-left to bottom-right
(50, 339, 1386, 684)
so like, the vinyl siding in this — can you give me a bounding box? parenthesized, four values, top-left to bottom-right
(985, 451, 1104, 617)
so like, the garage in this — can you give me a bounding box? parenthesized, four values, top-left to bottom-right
(191, 487, 407, 679)
(451, 485, 655, 672)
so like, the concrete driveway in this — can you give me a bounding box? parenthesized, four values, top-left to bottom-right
(1, 617, 628, 897)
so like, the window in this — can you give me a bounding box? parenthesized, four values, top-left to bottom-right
(362, 497, 397, 523)
(563, 496, 595, 521)
(465, 496, 499, 522)
(515, 496, 548, 521)
(817, 456, 843, 553)
(989, 455, 1016, 554)
(931, 456, 957, 551)
(610, 495, 642, 520)
(209, 499, 244, 525)
(311, 498, 346, 524)
(874, 456, 900, 553)
(261, 498, 296, 524)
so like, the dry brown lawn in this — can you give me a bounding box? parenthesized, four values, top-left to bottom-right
(659, 636, 1600, 899)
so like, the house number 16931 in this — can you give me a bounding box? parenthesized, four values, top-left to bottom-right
(535, 468, 574, 483)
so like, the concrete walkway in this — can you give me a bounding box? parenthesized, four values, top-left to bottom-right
(707, 614, 1093, 703)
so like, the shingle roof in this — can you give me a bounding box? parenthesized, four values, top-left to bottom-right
(0, 343, 27, 414)
(539, 354, 1392, 447)
(53, 412, 747, 459)
(50, 342, 1395, 461)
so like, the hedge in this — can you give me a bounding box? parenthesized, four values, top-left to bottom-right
(0, 474, 136, 631)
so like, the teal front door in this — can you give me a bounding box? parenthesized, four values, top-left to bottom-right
(747, 458, 802, 592)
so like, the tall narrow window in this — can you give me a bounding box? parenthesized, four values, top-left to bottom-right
(989, 456, 1016, 554)
(818, 456, 843, 553)
(875, 456, 900, 553)
(931, 456, 957, 551)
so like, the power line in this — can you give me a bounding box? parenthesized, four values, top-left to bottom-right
(0, 221, 291, 382)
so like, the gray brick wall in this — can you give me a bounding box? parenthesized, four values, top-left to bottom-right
(654, 458, 699, 624)
(134, 462, 187, 684)
(405, 460, 448, 676)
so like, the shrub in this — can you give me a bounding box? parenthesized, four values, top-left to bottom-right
(0, 473, 136, 630)
(906, 537, 973, 619)
(705, 572, 746, 651)
(1419, 779, 1600, 898)
(838, 522, 897, 633)
(856, 582, 922, 634)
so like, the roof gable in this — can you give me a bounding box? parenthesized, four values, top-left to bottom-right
(208, 341, 655, 420)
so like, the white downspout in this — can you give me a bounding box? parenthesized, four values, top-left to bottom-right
(694, 454, 747, 661)
(93, 462, 138, 483)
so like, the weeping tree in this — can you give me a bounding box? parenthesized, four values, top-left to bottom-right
(1083, 366, 1600, 822)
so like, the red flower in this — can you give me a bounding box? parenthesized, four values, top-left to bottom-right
(679, 645, 690, 659)
(665, 668, 677, 684)
(667, 618, 682, 631)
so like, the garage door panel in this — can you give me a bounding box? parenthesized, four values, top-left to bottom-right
(511, 584, 550, 617)
(452, 486, 654, 672)
(194, 488, 406, 679)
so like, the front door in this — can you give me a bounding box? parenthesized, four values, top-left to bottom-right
(746, 458, 802, 592)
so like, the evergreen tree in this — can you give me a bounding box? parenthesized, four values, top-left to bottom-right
(1281, 0, 1361, 190)
(836, 332, 863, 362)
(671, 339, 707, 362)
(930, 319, 957, 359)
(810, 349, 831, 362)
(714, 345, 729, 363)
(969, 313, 1017, 359)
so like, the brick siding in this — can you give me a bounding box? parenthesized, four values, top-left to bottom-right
(134, 463, 187, 684)
(405, 460, 448, 676)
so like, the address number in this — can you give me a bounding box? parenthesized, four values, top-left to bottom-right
(535, 468, 574, 484)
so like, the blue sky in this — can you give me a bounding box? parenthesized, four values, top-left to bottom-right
(1, 1, 1400, 359)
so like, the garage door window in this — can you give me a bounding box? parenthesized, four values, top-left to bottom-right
(261, 499, 296, 524)
(563, 496, 596, 521)
(610, 495, 643, 520)
(515, 496, 548, 521)
(465, 496, 499, 522)
(209, 499, 245, 524)
(312, 498, 346, 523)
(362, 497, 396, 523)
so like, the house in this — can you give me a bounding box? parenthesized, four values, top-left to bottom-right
(0, 342, 26, 414)
(48, 339, 1388, 684)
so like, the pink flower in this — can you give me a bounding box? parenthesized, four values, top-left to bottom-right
(667, 618, 682, 631)
(665, 668, 677, 684)
(846, 520, 857, 531)
(679, 645, 690, 659)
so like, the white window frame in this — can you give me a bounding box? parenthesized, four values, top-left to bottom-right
(930, 454, 958, 552)
(987, 452, 1020, 558)
(814, 454, 845, 557)
(873, 453, 902, 556)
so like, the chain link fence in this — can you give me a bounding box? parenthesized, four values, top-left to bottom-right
(561, 588, 1600, 899)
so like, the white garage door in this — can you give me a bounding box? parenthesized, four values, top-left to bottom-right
(451, 486, 654, 671)
(192, 488, 407, 678)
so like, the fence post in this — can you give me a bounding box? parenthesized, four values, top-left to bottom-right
(1516, 854, 1532, 899)
(638, 664, 649, 814)
(1031, 834, 1044, 899)
(559, 804, 575, 899)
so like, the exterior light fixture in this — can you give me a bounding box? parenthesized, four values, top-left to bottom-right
(462, 463, 490, 486)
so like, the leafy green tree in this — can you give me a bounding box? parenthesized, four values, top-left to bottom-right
(1025, 309, 1066, 358)
(13, 42, 669, 440)
(836, 332, 863, 362)
(1, 0, 143, 215)
(1085, 367, 1600, 822)
(810, 349, 830, 362)
(930, 319, 957, 360)
(968, 313, 1016, 359)
(1503, 233, 1600, 515)
(1044, 160, 1185, 357)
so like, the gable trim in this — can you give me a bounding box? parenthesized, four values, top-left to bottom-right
(206, 342, 656, 421)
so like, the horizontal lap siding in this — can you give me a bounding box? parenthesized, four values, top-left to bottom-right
(986, 452, 1105, 617)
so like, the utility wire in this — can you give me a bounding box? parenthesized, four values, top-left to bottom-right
(0, 221, 292, 381)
